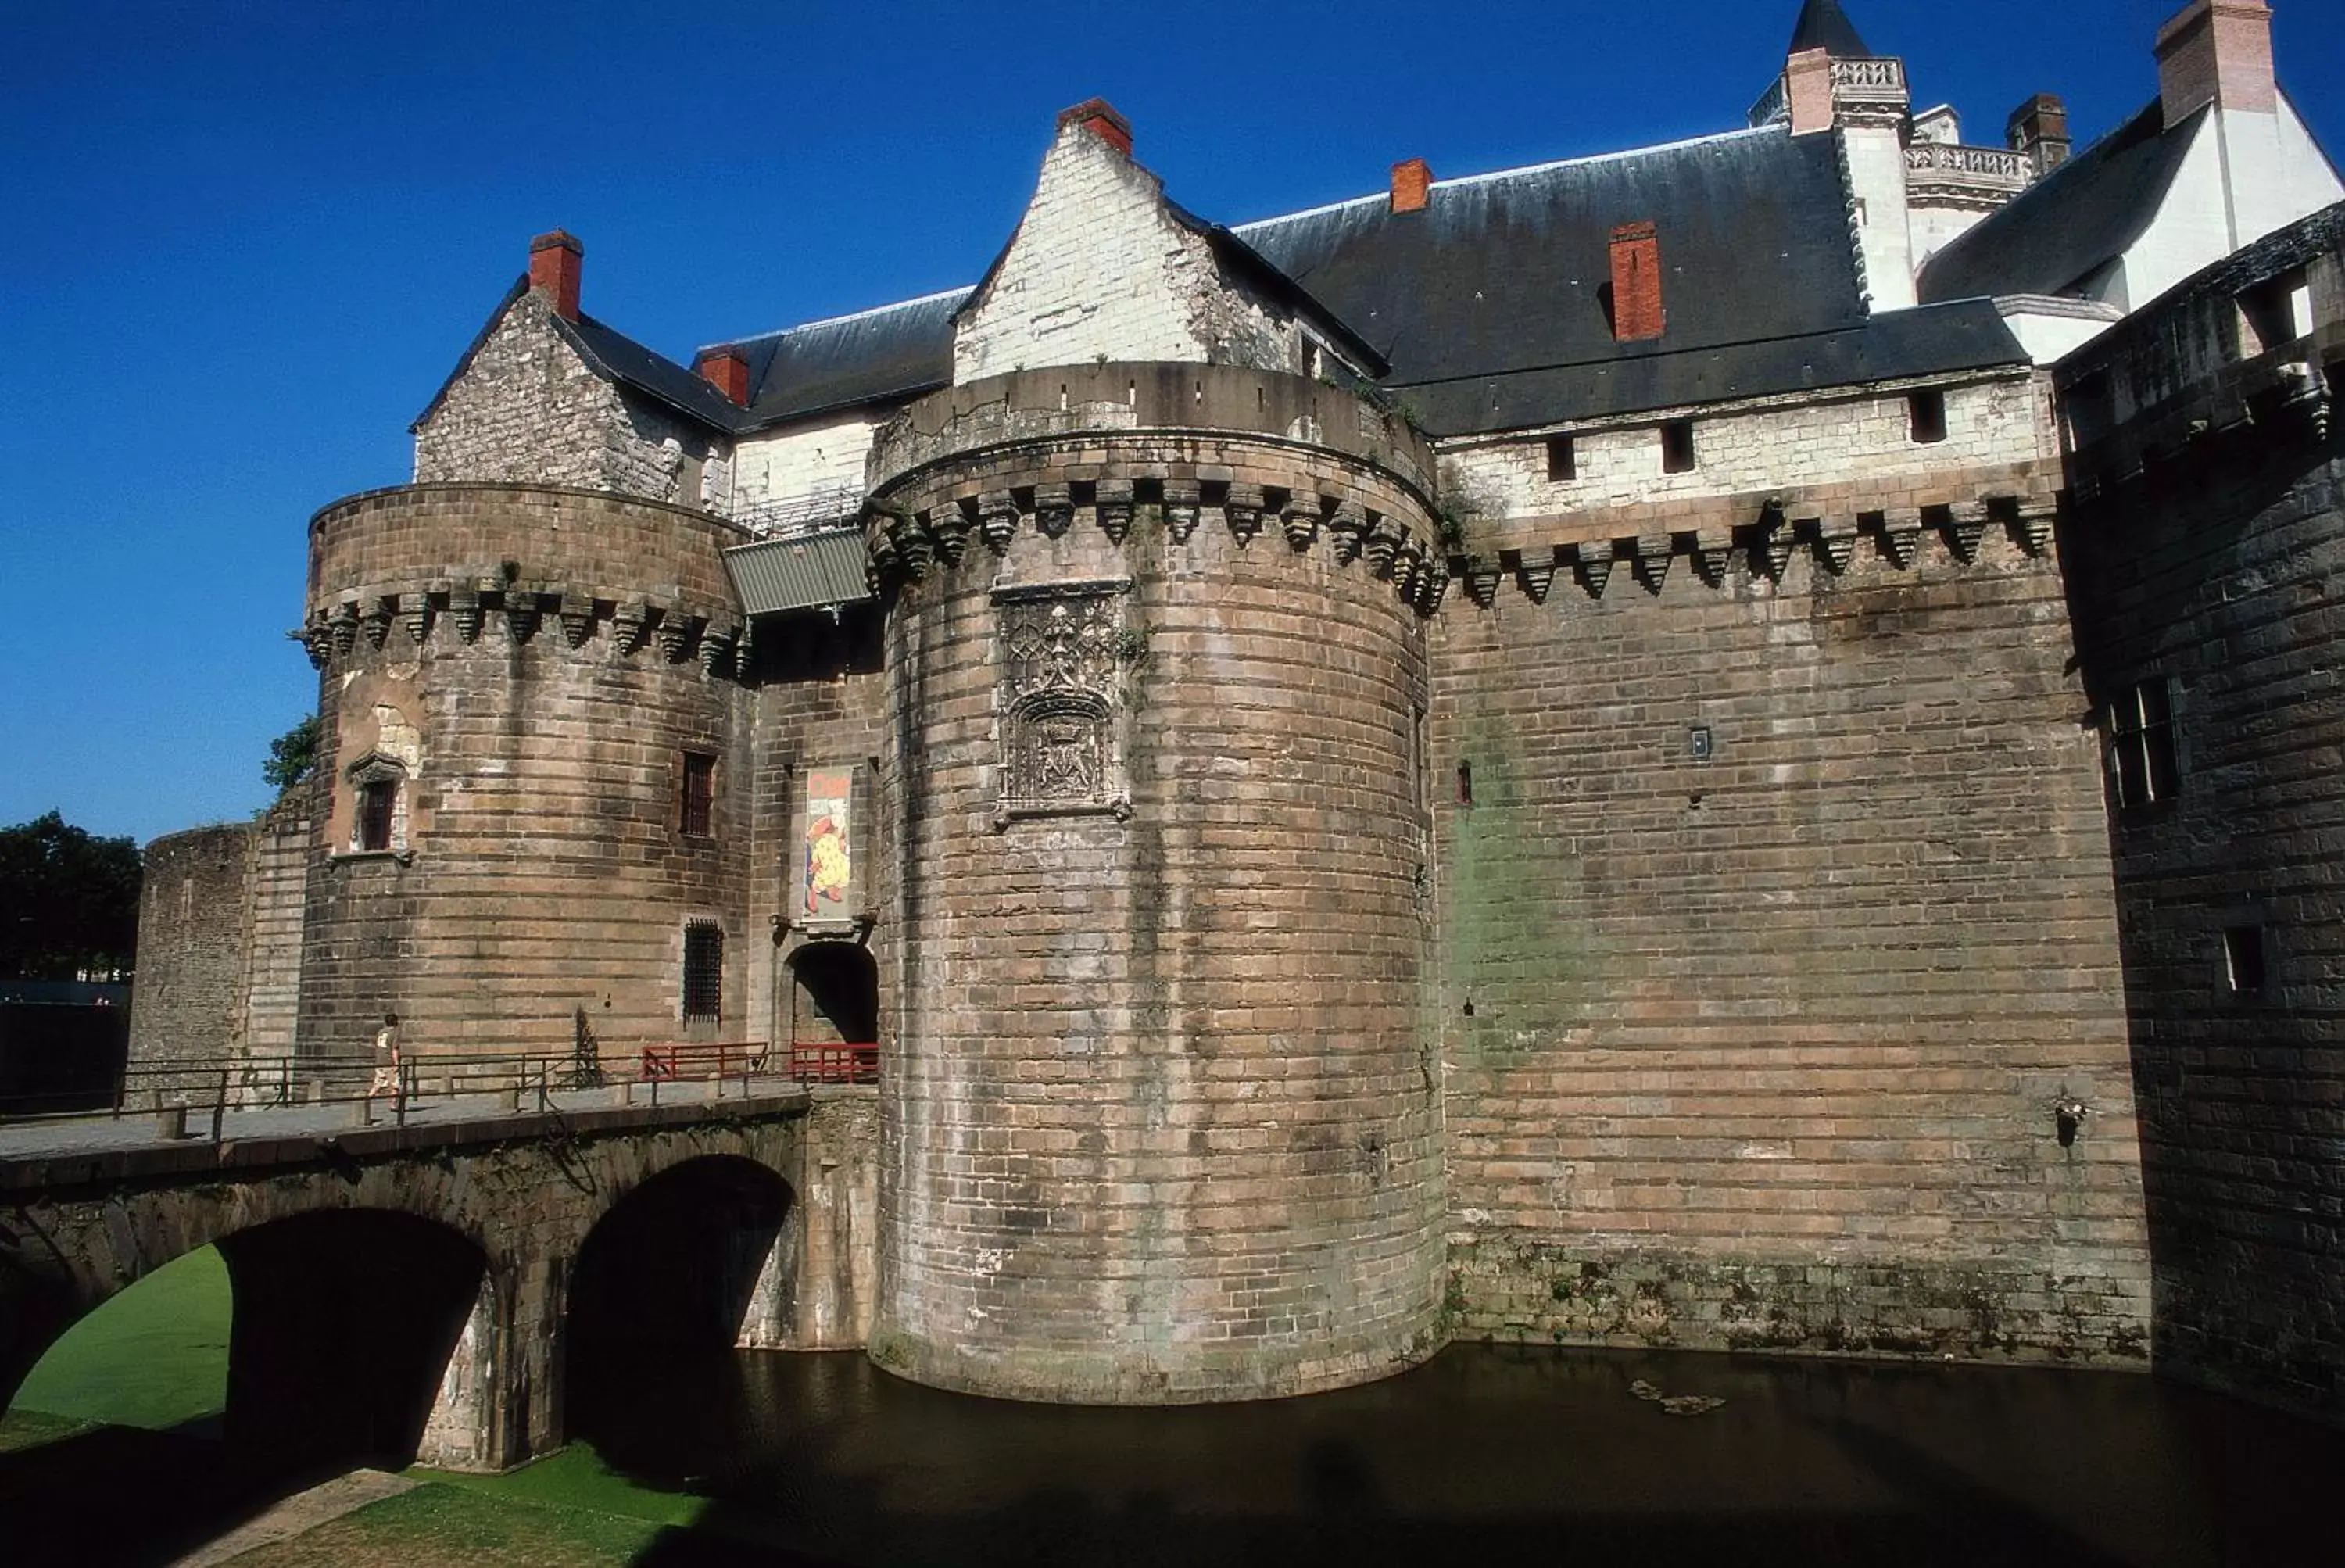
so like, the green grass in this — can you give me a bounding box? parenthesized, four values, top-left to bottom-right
(225, 1481, 670, 1567)
(415, 1441, 708, 1530)
(9, 1243, 231, 1433)
(0, 1408, 94, 1453)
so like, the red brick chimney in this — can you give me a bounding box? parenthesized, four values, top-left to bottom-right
(2156, 0, 2275, 122)
(1785, 46, 1835, 136)
(528, 231, 583, 320)
(696, 345, 750, 406)
(2007, 94, 2073, 176)
(1056, 98, 1133, 157)
(1609, 222, 1665, 342)
(1391, 158, 1432, 216)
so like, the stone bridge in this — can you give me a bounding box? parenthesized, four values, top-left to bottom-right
(0, 1087, 876, 1472)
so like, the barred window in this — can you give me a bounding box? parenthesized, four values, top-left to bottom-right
(681, 752, 715, 838)
(682, 922, 723, 1021)
(2107, 678, 2179, 809)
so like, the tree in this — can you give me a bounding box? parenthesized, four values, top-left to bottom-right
(0, 813, 141, 980)
(263, 714, 320, 797)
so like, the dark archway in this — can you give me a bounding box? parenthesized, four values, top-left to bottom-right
(213, 1210, 488, 1468)
(566, 1156, 793, 1432)
(0, 1211, 486, 1563)
(788, 940, 879, 1045)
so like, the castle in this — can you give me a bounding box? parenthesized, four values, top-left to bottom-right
(131, 0, 2345, 1417)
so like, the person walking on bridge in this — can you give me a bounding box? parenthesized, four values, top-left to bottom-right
(366, 1011, 402, 1119)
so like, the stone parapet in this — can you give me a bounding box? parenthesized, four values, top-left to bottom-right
(868, 363, 1438, 503)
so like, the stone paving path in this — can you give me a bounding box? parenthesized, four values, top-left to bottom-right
(166, 1468, 417, 1567)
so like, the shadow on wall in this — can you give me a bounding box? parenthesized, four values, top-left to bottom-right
(566, 1156, 792, 1434)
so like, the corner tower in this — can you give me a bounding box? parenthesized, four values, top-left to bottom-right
(866, 104, 1449, 1402)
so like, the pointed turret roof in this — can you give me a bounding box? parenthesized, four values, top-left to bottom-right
(1788, 0, 1873, 59)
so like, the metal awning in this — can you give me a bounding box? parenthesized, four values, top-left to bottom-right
(723, 527, 874, 617)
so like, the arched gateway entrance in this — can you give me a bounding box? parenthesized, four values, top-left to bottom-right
(784, 940, 879, 1083)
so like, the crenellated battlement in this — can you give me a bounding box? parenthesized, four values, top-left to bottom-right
(865, 363, 1450, 617)
(303, 482, 754, 678)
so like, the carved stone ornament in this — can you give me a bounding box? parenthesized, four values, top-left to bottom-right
(979, 490, 1020, 554)
(1226, 482, 1265, 546)
(1163, 478, 1202, 544)
(994, 580, 1130, 822)
(1330, 502, 1369, 564)
(1096, 478, 1135, 545)
(399, 596, 431, 646)
(613, 603, 650, 656)
(451, 590, 484, 644)
(1574, 542, 1615, 600)
(362, 598, 395, 650)
(559, 601, 595, 649)
(1035, 482, 1075, 540)
(1516, 556, 1557, 605)
(929, 502, 972, 567)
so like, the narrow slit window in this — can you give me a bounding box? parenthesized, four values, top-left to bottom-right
(1660, 421, 1696, 474)
(1908, 390, 1948, 445)
(2107, 678, 2180, 809)
(681, 751, 716, 838)
(682, 922, 724, 1021)
(2224, 925, 2267, 994)
(1546, 435, 1577, 482)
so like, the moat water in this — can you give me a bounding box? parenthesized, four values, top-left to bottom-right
(554, 1342, 2336, 1567)
(7, 1337, 2340, 1565)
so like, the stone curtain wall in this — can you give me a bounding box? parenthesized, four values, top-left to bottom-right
(413, 292, 730, 510)
(127, 824, 258, 1072)
(2057, 213, 2345, 1416)
(1439, 373, 2051, 543)
(299, 485, 757, 1068)
(1429, 534, 2151, 1362)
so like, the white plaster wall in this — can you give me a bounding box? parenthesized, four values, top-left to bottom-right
(2114, 121, 2232, 310)
(2002, 309, 2121, 365)
(1438, 376, 2046, 522)
(954, 127, 1305, 382)
(1844, 126, 1918, 310)
(1909, 202, 1996, 273)
(732, 416, 881, 525)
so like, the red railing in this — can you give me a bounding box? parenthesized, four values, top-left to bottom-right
(788, 1041, 879, 1085)
(639, 1040, 769, 1081)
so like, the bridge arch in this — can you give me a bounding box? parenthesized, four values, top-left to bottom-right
(565, 1154, 796, 1410)
(3, 1201, 497, 1472)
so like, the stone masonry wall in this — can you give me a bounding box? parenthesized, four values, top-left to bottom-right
(1430, 527, 2151, 1364)
(413, 291, 731, 509)
(237, 797, 310, 1065)
(1441, 371, 2053, 549)
(127, 824, 254, 1073)
(2057, 213, 2345, 1416)
(954, 124, 1311, 385)
(868, 409, 1447, 1402)
(299, 485, 758, 1070)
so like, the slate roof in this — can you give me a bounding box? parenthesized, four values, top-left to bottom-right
(1918, 101, 2204, 305)
(1237, 127, 2024, 436)
(727, 290, 968, 430)
(411, 277, 747, 435)
(1788, 0, 1874, 59)
(471, 122, 2029, 445)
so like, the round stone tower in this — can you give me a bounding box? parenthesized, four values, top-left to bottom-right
(297, 483, 757, 1071)
(865, 363, 1449, 1402)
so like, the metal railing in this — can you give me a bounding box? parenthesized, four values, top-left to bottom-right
(788, 1041, 879, 1085)
(0, 1041, 811, 1133)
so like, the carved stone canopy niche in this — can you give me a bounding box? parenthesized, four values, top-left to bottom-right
(992, 578, 1133, 825)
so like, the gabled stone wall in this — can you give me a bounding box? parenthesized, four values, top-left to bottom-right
(413, 292, 731, 509)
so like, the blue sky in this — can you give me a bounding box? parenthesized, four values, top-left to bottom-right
(5, 0, 2340, 845)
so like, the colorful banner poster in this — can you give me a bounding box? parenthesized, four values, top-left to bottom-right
(804, 769, 853, 918)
